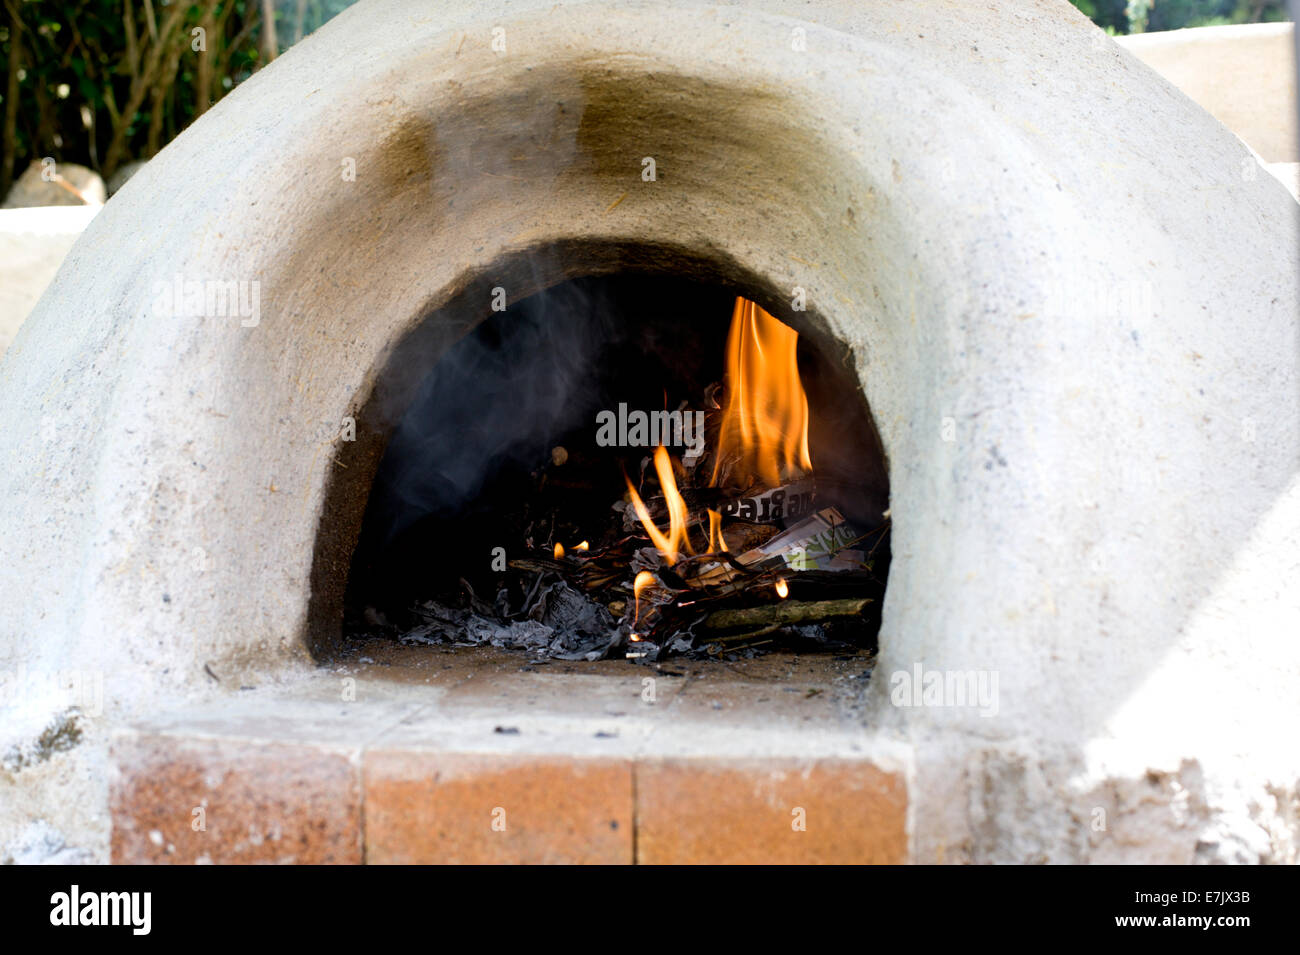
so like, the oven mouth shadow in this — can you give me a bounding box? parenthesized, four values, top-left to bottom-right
(308, 244, 890, 682)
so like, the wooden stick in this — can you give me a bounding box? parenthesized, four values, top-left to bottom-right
(507, 557, 569, 575)
(707, 638, 775, 655)
(708, 623, 781, 643)
(703, 597, 872, 631)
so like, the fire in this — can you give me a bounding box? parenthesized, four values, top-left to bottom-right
(711, 297, 812, 490)
(575, 540, 589, 552)
(553, 542, 565, 559)
(624, 298, 813, 566)
(626, 445, 694, 565)
(633, 570, 656, 623)
(707, 508, 728, 554)
(775, 577, 789, 599)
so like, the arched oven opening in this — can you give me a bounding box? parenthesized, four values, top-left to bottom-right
(335, 269, 891, 670)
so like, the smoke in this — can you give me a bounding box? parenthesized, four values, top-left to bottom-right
(358, 68, 606, 545)
(366, 277, 619, 544)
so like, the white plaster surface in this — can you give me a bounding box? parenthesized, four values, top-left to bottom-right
(1, 0, 1297, 863)
(0, 206, 102, 357)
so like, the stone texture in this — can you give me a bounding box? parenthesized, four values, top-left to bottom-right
(2, 161, 106, 208)
(636, 757, 908, 864)
(110, 733, 362, 864)
(365, 751, 633, 864)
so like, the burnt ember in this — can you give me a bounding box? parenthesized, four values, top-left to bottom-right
(343, 275, 890, 662)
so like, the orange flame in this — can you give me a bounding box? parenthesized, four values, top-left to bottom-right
(707, 509, 728, 554)
(711, 297, 812, 490)
(553, 542, 565, 559)
(775, 578, 789, 599)
(575, 540, 589, 552)
(626, 445, 694, 565)
(633, 570, 656, 624)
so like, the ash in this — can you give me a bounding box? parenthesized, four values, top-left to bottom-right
(398, 578, 618, 661)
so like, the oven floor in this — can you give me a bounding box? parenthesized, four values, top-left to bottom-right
(108, 643, 907, 864)
(343, 637, 876, 694)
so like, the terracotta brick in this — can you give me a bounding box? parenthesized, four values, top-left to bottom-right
(635, 757, 907, 864)
(111, 733, 362, 864)
(364, 751, 633, 864)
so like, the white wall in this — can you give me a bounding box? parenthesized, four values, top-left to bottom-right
(1119, 22, 1298, 162)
